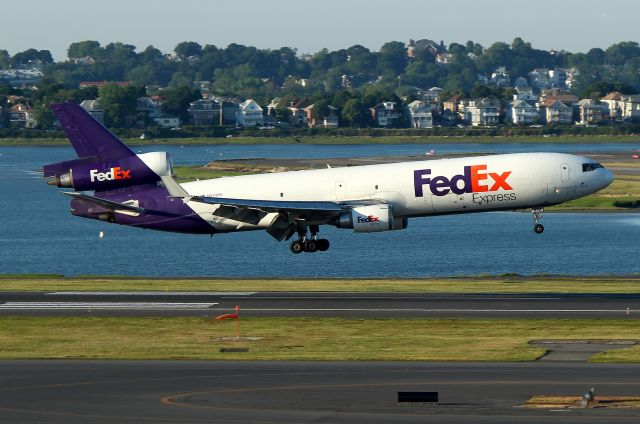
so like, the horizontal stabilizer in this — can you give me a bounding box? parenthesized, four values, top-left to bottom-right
(63, 192, 145, 213)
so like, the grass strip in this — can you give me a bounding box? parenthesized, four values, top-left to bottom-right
(0, 317, 637, 362)
(1, 275, 640, 293)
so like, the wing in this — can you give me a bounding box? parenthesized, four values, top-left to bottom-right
(160, 175, 344, 215)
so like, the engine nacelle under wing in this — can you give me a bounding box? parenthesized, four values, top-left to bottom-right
(336, 204, 408, 233)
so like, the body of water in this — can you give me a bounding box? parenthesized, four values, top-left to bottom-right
(0, 143, 638, 277)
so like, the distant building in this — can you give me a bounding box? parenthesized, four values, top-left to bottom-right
(465, 96, 501, 126)
(407, 39, 445, 58)
(407, 100, 433, 128)
(237, 99, 264, 127)
(188, 99, 220, 126)
(620, 95, 640, 120)
(600, 92, 624, 119)
(80, 99, 104, 124)
(490, 67, 511, 87)
(153, 114, 180, 128)
(9, 103, 36, 128)
(370, 102, 402, 127)
(578, 99, 604, 125)
(544, 100, 572, 125)
(509, 100, 538, 125)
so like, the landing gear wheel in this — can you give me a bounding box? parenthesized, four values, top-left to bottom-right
(317, 239, 330, 251)
(534, 223, 544, 234)
(290, 240, 304, 254)
(304, 239, 318, 253)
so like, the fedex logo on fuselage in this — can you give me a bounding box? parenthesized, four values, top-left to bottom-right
(414, 164, 513, 197)
(89, 167, 132, 183)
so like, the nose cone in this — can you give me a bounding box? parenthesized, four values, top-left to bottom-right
(601, 168, 614, 189)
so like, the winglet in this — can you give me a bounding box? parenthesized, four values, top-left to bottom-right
(161, 175, 191, 200)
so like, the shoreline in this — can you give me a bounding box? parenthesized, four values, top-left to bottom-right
(2, 134, 640, 147)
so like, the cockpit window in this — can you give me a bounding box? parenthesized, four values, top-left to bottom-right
(582, 163, 604, 172)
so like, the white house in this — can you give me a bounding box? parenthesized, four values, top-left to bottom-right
(578, 99, 604, 125)
(600, 92, 623, 119)
(620, 95, 640, 120)
(237, 99, 264, 127)
(465, 96, 501, 126)
(509, 100, 538, 125)
(153, 114, 180, 128)
(407, 100, 433, 128)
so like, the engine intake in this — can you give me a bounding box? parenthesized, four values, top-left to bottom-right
(336, 204, 407, 233)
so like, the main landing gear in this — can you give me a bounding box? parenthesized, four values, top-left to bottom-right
(532, 208, 544, 234)
(290, 225, 330, 254)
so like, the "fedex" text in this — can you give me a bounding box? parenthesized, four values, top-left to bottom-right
(89, 167, 132, 183)
(414, 164, 512, 197)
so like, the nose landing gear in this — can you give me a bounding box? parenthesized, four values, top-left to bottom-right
(532, 208, 544, 234)
(289, 225, 330, 254)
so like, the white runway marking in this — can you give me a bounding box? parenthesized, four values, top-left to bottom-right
(0, 302, 218, 310)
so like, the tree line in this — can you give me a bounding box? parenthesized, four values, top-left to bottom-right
(2, 38, 640, 129)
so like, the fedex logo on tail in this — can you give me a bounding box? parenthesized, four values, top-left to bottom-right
(414, 164, 512, 197)
(89, 167, 132, 183)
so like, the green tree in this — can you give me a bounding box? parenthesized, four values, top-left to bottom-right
(341, 97, 368, 127)
(67, 41, 101, 59)
(162, 86, 201, 122)
(377, 41, 407, 75)
(98, 84, 139, 128)
(174, 41, 202, 59)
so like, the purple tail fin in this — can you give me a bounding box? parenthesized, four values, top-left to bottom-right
(51, 103, 134, 159)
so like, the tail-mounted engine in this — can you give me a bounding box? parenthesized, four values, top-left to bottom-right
(44, 152, 174, 191)
(336, 204, 408, 233)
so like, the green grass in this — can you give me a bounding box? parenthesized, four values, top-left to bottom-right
(0, 316, 637, 361)
(1, 275, 640, 293)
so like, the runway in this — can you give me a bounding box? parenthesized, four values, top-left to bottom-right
(1, 360, 640, 423)
(0, 291, 638, 318)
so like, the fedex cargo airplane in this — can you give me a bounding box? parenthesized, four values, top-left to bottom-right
(44, 103, 613, 254)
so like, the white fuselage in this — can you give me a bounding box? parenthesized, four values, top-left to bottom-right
(180, 152, 613, 232)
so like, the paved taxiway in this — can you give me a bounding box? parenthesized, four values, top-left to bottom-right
(0, 291, 638, 318)
(1, 361, 640, 423)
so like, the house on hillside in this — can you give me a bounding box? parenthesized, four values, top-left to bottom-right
(578, 99, 604, 125)
(188, 99, 220, 126)
(600, 92, 623, 119)
(237, 99, 264, 127)
(620, 95, 640, 120)
(508, 100, 538, 125)
(370, 102, 402, 127)
(9, 103, 36, 128)
(465, 96, 501, 126)
(80, 100, 104, 124)
(287, 99, 310, 126)
(153, 114, 180, 128)
(544, 100, 572, 125)
(407, 100, 433, 128)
